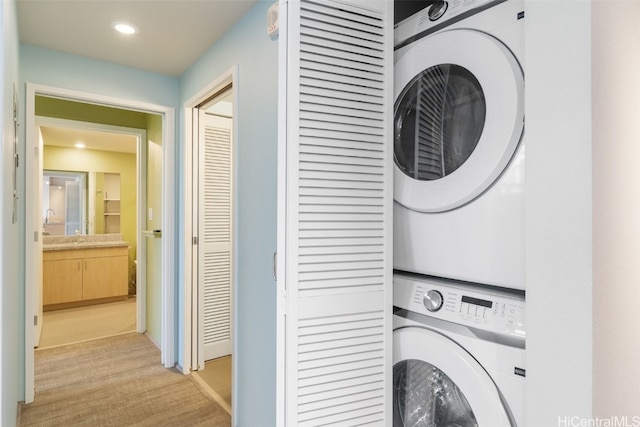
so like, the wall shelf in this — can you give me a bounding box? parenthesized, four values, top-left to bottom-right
(103, 174, 121, 233)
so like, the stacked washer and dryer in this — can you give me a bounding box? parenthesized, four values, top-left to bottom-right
(392, 1, 527, 426)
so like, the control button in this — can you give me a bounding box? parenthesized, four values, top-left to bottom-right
(423, 290, 444, 312)
(428, 1, 448, 21)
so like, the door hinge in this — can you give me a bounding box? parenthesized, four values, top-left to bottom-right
(193, 236, 198, 245)
(34, 146, 39, 158)
(34, 231, 38, 242)
(34, 315, 38, 326)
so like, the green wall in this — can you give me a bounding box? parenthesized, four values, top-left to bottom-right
(36, 96, 149, 128)
(43, 145, 137, 275)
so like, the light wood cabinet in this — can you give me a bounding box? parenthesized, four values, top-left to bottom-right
(43, 258, 83, 305)
(43, 246, 128, 309)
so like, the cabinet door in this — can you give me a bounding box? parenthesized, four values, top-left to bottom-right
(82, 256, 128, 300)
(43, 259, 83, 305)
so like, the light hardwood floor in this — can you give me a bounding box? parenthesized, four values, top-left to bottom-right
(37, 297, 136, 349)
(193, 356, 232, 415)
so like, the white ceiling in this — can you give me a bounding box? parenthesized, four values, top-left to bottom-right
(41, 126, 139, 154)
(17, 0, 260, 77)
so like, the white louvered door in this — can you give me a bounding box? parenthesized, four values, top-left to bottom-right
(277, 0, 393, 425)
(199, 111, 233, 361)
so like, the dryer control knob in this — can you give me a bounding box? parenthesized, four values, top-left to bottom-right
(428, 1, 448, 21)
(423, 290, 443, 312)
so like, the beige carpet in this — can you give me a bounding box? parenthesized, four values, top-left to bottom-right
(20, 333, 231, 427)
(38, 297, 136, 349)
(193, 356, 232, 414)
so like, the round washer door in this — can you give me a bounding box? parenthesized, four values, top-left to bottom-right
(393, 326, 512, 426)
(394, 29, 524, 212)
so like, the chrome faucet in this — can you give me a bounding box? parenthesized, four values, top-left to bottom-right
(45, 208, 56, 224)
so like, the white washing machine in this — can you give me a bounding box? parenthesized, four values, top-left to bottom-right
(393, 272, 526, 426)
(393, 0, 526, 290)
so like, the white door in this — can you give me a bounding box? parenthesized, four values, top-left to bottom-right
(276, 0, 394, 425)
(393, 327, 512, 426)
(198, 110, 233, 361)
(33, 128, 44, 346)
(394, 29, 524, 213)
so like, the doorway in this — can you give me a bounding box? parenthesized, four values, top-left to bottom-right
(24, 83, 176, 405)
(36, 117, 145, 350)
(184, 67, 237, 417)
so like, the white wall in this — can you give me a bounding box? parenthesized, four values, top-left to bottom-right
(525, 1, 593, 424)
(592, 0, 640, 417)
(1, 0, 21, 424)
(179, 1, 278, 425)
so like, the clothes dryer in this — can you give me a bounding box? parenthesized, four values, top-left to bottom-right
(393, 0, 526, 289)
(393, 272, 526, 426)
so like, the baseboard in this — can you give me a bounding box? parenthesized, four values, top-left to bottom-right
(17, 401, 24, 426)
(144, 331, 161, 349)
(36, 331, 137, 351)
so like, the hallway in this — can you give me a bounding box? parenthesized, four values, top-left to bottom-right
(19, 333, 230, 426)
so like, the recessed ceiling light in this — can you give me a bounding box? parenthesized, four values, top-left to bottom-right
(113, 22, 138, 35)
(75, 143, 86, 149)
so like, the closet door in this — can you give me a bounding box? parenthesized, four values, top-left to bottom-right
(276, 1, 393, 425)
(198, 111, 233, 362)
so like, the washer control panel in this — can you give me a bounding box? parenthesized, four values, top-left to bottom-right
(395, 0, 499, 47)
(395, 273, 525, 340)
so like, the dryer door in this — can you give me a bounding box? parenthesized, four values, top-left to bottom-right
(394, 29, 524, 212)
(393, 326, 512, 426)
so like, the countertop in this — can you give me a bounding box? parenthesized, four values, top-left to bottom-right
(43, 234, 129, 251)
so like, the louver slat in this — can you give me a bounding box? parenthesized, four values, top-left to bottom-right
(204, 126, 231, 244)
(203, 252, 231, 342)
(281, 0, 391, 425)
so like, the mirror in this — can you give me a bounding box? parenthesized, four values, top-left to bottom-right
(43, 170, 120, 236)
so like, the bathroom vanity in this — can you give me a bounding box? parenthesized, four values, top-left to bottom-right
(42, 234, 129, 311)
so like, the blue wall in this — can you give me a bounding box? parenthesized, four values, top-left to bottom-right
(2, 0, 21, 424)
(179, 1, 278, 425)
(21, 45, 179, 108)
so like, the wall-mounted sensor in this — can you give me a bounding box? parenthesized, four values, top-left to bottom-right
(267, 2, 279, 39)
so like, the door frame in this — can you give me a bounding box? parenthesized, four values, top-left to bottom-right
(24, 83, 176, 404)
(34, 115, 148, 333)
(182, 65, 238, 408)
